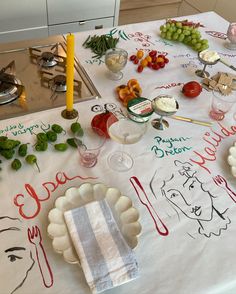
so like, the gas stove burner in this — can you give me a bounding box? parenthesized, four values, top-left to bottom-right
(0, 62, 24, 105)
(52, 75, 67, 92)
(29, 44, 66, 70)
(40, 52, 58, 67)
(40, 71, 82, 101)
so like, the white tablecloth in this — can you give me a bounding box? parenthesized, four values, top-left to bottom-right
(1, 11, 236, 294)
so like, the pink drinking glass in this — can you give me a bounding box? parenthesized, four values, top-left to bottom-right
(209, 90, 236, 121)
(225, 22, 236, 50)
(77, 127, 106, 168)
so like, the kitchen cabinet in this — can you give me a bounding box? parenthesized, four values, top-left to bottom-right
(47, 0, 119, 35)
(119, 0, 182, 25)
(0, 0, 48, 43)
(48, 18, 114, 36)
(179, 0, 236, 22)
(0, 0, 120, 43)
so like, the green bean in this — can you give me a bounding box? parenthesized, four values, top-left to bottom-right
(83, 35, 91, 46)
(82, 34, 120, 58)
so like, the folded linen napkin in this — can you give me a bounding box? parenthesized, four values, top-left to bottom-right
(64, 199, 139, 293)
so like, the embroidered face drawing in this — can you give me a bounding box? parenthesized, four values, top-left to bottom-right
(163, 175, 213, 221)
(150, 160, 231, 238)
(0, 216, 35, 294)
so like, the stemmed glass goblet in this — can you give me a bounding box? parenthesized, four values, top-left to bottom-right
(107, 113, 147, 172)
(195, 51, 219, 78)
(151, 95, 179, 130)
(105, 48, 128, 80)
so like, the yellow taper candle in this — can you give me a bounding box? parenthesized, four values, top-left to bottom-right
(66, 33, 75, 112)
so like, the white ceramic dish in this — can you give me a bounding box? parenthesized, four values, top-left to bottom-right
(47, 182, 141, 264)
(228, 142, 236, 177)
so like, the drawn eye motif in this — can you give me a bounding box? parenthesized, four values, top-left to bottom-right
(189, 183, 195, 189)
(170, 192, 179, 198)
(104, 103, 117, 112)
(91, 105, 103, 113)
(8, 254, 22, 262)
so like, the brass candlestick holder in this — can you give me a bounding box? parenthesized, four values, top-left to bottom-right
(61, 108, 78, 119)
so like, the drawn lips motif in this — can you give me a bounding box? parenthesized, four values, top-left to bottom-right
(192, 206, 201, 216)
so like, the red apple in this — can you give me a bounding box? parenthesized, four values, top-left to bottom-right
(182, 81, 202, 98)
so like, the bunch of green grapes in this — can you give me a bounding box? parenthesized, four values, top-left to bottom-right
(160, 21, 209, 52)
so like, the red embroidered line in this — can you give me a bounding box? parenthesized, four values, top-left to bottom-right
(130, 176, 169, 236)
(28, 226, 53, 288)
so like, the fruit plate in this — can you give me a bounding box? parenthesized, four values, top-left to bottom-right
(47, 182, 141, 264)
(228, 142, 236, 177)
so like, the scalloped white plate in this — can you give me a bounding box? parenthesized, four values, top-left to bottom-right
(47, 183, 141, 264)
(228, 142, 236, 177)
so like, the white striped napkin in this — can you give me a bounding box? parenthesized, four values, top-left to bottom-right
(64, 199, 139, 293)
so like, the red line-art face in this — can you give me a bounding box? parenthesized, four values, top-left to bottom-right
(0, 216, 35, 294)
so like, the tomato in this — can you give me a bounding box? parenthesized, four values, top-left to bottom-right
(140, 59, 148, 67)
(145, 55, 152, 63)
(152, 63, 160, 70)
(158, 62, 165, 68)
(156, 57, 165, 63)
(149, 50, 157, 57)
(164, 58, 169, 63)
(137, 65, 144, 73)
(151, 56, 157, 63)
(182, 81, 202, 98)
(137, 50, 144, 59)
(129, 55, 136, 61)
(133, 58, 139, 64)
(91, 111, 113, 138)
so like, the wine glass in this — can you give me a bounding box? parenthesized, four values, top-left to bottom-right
(105, 48, 128, 80)
(151, 95, 179, 130)
(107, 113, 147, 172)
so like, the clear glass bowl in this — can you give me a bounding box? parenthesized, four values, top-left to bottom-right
(105, 48, 128, 80)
